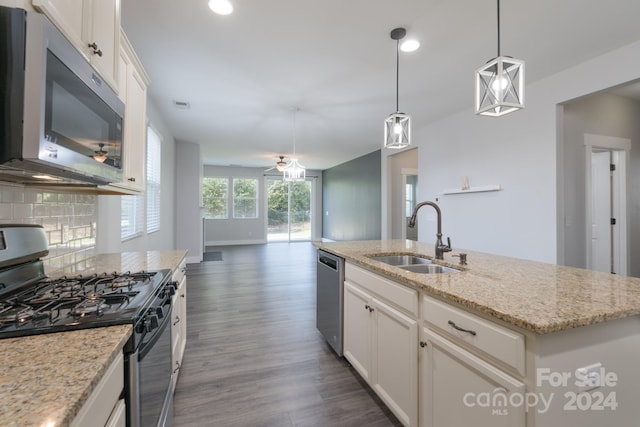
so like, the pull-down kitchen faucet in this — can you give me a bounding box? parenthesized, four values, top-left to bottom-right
(408, 201, 452, 260)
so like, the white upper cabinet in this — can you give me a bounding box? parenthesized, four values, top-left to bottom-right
(99, 31, 149, 194)
(33, 0, 121, 91)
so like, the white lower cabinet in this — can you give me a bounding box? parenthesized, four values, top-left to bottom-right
(344, 275, 418, 427)
(420, 327, 525, 427)
(71, 352, 124, 427)
(171, 258, 187, 391)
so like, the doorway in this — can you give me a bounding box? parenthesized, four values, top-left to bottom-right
(403, 171, 418, 241)
(266, 177, 313, 241)
(585, 134, 629, 275)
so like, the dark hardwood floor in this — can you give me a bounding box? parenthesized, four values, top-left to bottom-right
(173, 242, 402, 427)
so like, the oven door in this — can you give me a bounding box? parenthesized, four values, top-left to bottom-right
(129, 302, 174, 427)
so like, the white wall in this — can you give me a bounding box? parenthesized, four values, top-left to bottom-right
(176, 140, 203, 263)
(384, 40, 640, 263)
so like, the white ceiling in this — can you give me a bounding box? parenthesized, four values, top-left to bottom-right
(121, 0, 640, 171)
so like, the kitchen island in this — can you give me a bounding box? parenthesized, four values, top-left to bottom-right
(0, 250, 187, 427)
(315, 240, 640, 427)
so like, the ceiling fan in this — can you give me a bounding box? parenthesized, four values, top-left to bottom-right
(264, 156, 287, 172)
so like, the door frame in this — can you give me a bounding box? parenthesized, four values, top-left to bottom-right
(401, 168, 419, 240)
(584, 134, 630, 275)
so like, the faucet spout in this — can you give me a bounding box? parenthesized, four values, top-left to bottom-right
(408, 201, 451, 260)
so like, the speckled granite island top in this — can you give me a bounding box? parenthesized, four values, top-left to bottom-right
(0, 325, 132, 427)
(314, 240, 640, 334)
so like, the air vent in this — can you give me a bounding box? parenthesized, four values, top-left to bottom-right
(173, 100, 190, 109)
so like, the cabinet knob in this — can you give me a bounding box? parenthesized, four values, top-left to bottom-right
(87, 42, 103, 57)
(173, 315, 181, 326)
(173, 361, 181, 374)
(128, 177, 136, 182)
(364, 304, 374, 313)
(419, 341, 427, 348)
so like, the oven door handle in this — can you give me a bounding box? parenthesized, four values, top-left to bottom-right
(138, 303, 172, 360)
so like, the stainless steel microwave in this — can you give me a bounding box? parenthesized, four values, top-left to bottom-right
(0, 6, 124, 185)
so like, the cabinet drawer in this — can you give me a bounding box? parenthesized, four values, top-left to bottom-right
(422, 295, 525, 375)
(172, 258, 187, 283)
(346, 263, 418, 316)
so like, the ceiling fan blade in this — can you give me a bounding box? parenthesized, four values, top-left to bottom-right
(264, 166, 276, 172)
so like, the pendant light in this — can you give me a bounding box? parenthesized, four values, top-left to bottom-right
(283, 109, 306, 181)
(475, 0, 524, 117)
(384, 28, 411, 149)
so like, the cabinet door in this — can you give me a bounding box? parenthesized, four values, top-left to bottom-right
(343, 281, 372, 382)
(122, 65, 147, 191)
(421, 327, 525, 427)
(32, 0, 85, 49)
(372, 297, 419, 427)
(86, 0, 120, 90)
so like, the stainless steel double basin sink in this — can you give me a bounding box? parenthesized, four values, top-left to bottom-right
(367, 254, 461, 274)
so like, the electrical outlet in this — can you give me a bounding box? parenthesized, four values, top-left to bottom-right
(575, 363, 602, 393)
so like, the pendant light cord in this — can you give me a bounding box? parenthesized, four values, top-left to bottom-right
(496, 0, 501, 57)
(292, 109, 297, 156)
(396, 39, 400, 112)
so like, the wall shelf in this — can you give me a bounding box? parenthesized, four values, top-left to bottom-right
(441, 185, 502, 195)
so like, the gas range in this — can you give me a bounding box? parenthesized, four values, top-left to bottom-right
(0, 266, 172, 340)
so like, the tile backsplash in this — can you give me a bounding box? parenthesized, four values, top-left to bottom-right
(0, 184, 97, 272)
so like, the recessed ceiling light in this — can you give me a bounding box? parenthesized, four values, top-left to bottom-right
(400, 39, 420, 53)
(208, 0, 233, 15)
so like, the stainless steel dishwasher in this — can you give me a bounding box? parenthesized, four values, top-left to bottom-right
(316, 249, 344, 356)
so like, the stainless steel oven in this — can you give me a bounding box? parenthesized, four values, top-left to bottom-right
(127, 285, 175, 427)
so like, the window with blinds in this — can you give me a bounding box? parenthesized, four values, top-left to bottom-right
(146, 126, 162, 233)
(121, 194, 144, 240)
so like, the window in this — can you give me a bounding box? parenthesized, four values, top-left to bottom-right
(203, 177, 228, 219)
(233, 178, 258, 218)
(146, 126, 162, 233)
(121, 194, 144, 240)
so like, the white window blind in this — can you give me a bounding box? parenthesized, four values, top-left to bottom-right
(121, 194, 144, 240)
(146, 126, 162, 233)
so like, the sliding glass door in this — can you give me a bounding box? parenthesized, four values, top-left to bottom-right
(267, 177, 312, 241)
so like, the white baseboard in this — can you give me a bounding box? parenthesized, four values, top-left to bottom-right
(204, 239, 267, 247)
(186, 255, 202, 264)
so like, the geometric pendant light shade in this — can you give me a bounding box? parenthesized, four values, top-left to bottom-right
(283, 108, 306, 181)
(475, 0, 525, 117)
(384, 28, 411, 148)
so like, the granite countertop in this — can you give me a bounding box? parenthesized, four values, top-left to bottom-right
(0, 325, 132, 427)
(0, 250, 188, 427)
(45, 249, 188, 277)
(315, 240, 640, 334)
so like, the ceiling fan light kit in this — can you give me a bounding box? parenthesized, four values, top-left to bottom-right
(384, 27, 411, 149)
(475, 0, 525, 117)
(92, 143, 108, 163)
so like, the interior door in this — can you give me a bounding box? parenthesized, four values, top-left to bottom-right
(590, 151, 611, 273)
